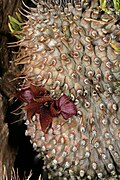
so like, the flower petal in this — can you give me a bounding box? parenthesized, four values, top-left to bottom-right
(16, 88, 34, 103)
(58, 94, 70, 107)
(61, 104, 77, 119)
(22, 89, 33, 102)
(55, 94, 77, 119)
(35, 96, 53, 103)
(39, 109, 53, 133)
(23, 102, 40, 119)
(30, 84, 47, 97)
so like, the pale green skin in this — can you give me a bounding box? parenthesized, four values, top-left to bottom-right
(8, 0, 120, 94)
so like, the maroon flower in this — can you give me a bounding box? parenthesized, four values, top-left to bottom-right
(23, 97, 59, 133)
(16, 85, 59, 133)
(16, 85, 77, 133)
(55, 94, 77, 119)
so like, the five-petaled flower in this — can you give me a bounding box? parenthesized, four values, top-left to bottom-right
(16, 84, 77, 133)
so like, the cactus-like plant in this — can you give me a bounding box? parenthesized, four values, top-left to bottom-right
(9, 0, 120, 179)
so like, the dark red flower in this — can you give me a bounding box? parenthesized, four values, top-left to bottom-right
(16, 85, 77, 133)
(55, 94, 77, 119)
(23, 97, 59, 133)
(16, 85, 59, 133)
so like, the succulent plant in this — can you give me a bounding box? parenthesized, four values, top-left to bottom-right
(9, 0, 120, 179)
